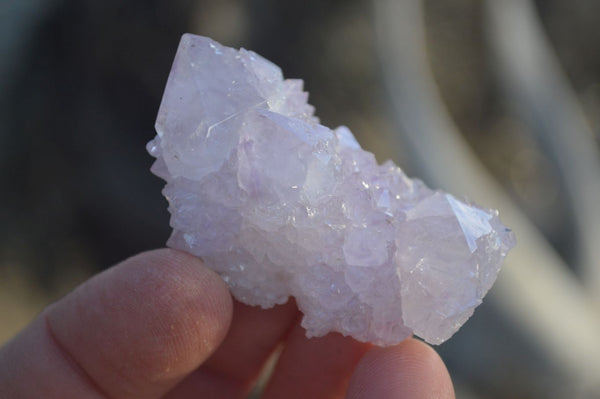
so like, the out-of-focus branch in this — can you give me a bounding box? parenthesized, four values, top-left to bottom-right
(373, 0, 600, 391)
(486, 0, 600, 302)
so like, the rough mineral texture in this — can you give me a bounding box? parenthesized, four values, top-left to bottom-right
(147, 34, 516, 345)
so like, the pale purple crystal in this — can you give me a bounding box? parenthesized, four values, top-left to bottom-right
(147, 34, 516, 345)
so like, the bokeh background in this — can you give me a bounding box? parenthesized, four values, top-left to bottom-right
(2, 0, 600, 397)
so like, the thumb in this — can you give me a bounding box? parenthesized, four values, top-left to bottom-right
(0, 249, 233, 399)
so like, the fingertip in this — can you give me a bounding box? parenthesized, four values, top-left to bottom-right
(346, 338, 455, 399)
(45, 248, 234, 398)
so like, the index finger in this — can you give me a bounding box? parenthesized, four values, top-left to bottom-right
(346, 338, 455, 399)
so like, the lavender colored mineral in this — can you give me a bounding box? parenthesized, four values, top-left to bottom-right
(147, 34, 516, 345)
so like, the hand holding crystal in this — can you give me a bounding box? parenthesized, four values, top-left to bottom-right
(0, 249, 454, 398)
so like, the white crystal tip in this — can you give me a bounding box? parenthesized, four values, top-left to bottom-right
(148, 34, 516, 346)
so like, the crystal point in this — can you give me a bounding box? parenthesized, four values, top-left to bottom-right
(148, 34, 516, 345)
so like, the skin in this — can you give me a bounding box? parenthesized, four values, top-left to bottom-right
(0, 249, 455, 398)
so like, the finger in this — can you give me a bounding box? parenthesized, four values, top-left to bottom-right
(262, 322, 371, 399)
(346, 338, 455, 399)
(0, 249, 233, 399)
(165, 299, 299, 399)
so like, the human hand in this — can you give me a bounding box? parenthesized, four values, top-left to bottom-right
(0, 249, 454, 398)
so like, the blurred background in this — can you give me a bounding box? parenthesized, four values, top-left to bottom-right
(1, 0, 600, 397)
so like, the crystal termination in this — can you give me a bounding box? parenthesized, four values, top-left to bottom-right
(147, 34, 516, 345)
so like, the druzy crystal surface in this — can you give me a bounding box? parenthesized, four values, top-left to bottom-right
(147, 34, 516, 345)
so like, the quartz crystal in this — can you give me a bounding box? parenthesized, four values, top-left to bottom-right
(147, 34, 516, 345)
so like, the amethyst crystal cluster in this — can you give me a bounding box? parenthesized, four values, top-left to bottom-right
(147, 34, 515, 345)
